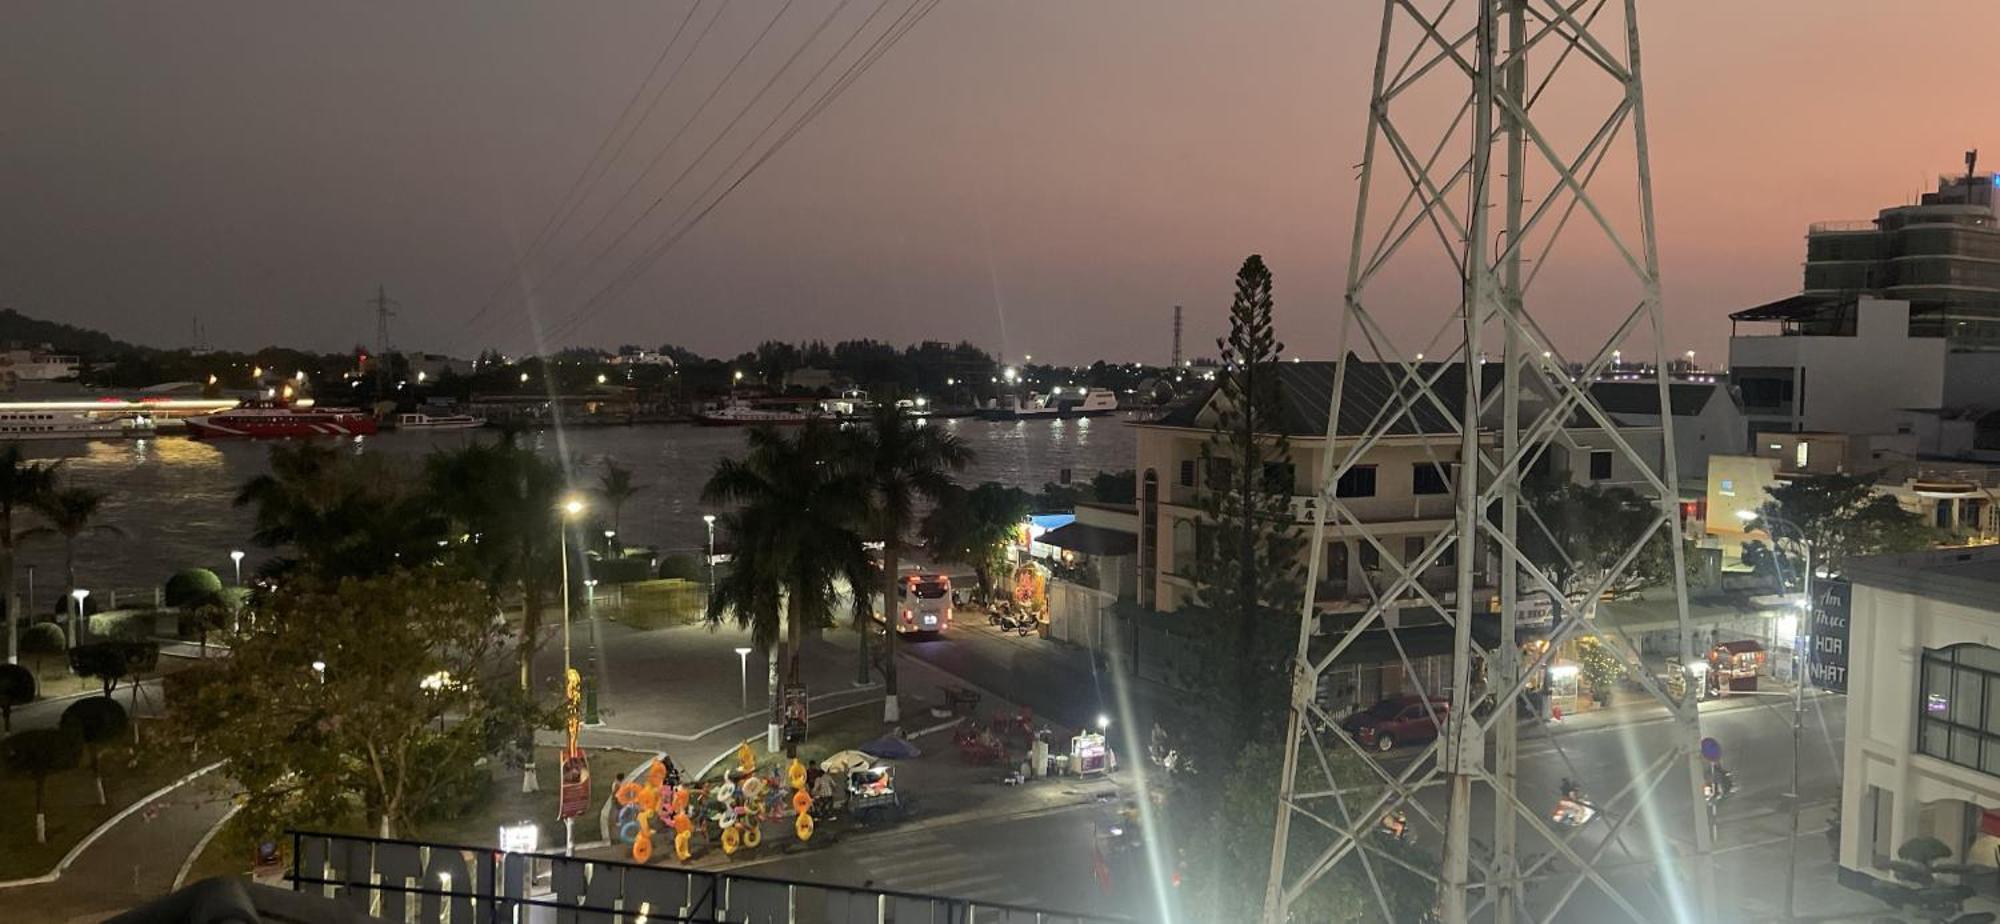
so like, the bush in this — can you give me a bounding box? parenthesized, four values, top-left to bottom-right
(588, 555, 652, 585)
(19, 623, 65, 673)
(0, 664, 34, 732)
(164, 568, 226, 609)
(68, 641, 159, 697)
(657, 554, 703, 582)
(87, 610, 158, 643)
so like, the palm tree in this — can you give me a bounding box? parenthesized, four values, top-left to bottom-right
(851, 404, 971, 721)
(234, 443, 445, 579)
(596, 458, 643, 540)
(703, 423, 872, 756)
(25, 486, 125, 643)
(922, 482, 1033, 605)
(0, 447, 60, 665)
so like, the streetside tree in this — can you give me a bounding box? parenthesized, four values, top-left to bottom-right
(235, 442, 448, 580)
(0, 446, 60, 665)
(1518, 477, 1674, 601)
(920, 482, 1032, 605)
(1170, 254, 1315, 919)
(160, 570, 508, 841)
(703, 422, 873, 757)
(849, 402, 972, 722)
(3, 726, 81, 843)
(59, 696, 128, 804)
(595, 457, 644, 538)
(1748, 473, 1937, 583)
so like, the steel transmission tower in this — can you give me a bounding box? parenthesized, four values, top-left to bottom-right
(1261, 2, 1713, 922)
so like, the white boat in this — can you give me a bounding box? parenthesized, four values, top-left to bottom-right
(0, 410, 155, 441)
(693, 400, 813, 426)
(396, 412, 486, 430)
(979, 387, 1119, 420)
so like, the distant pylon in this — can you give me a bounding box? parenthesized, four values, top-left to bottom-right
(1261, 3, 1712, 923)
(369, 285, 399, 390)
(1171, 305, 1183, 368)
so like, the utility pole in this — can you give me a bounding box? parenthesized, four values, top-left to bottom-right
(369, 285, 398, 394)
(1262, 2, 1711, 922)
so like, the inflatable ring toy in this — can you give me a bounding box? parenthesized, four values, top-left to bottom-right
(616, 781, 642, 805)
(671, 812, 692, 834)
(795, 813, 814, 842)
(741, 776, 768, 800)
(646, 761, 667, 788)
(619, 819, 641, 844)
(787, 759, 807, 789)
(743, 825, 762, 848)
(671, 788, 689, 812)
(791, 789, 813, 816)
(632, 833, 653, 864)
(674, 830, 692, 861)
(721, 826, 741, 854)
(638, 787, 660, 813)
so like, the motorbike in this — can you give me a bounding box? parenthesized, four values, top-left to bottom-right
(988, 600, 1037, 636)
(1552, 779, 1597, 828)
(1703, 767, 1734, 805)
(1378, 810, 1412, 842)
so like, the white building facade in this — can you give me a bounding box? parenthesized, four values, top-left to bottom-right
(1841, 546, 2000, 880)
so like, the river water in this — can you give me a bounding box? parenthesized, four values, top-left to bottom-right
(15, 416, 1136, 609)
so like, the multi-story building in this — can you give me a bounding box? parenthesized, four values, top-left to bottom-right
(0, 347, 80, 383)
(1803, 164, 2000, 345)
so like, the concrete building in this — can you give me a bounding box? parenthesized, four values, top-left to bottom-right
(1705, 444, 2000, 557)
(1587, 380, 1745, 485)
(1730, 296, 1951, 442)
(1840, 545, 2000, 884)
(1803, 164, 2000, 346)
(0, 347, 80, 383)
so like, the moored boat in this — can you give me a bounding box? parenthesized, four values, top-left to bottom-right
(185, 399, 378, 438)
(395, 412, 485, 430)
(0, 410, 156, 441)
(693, 400, 814, 426)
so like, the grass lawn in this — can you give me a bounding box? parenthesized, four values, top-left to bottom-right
(0, 718, 196, 880)
(185, 745, 611, 881)
(596, 580, 707, 631)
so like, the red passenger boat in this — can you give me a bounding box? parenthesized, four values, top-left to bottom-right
(184, 399, 379, 438)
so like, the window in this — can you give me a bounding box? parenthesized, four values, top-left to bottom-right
(1263, 462, 1295, 495)
(1588, 451, 1613, 481)
(1917, 644, 2000, 777)
(1358, 542, 1381, 572)
(1719, 479, 1736, 497)
(1413, 463, 1450, 496)
(1325, 543, 1349, 587)
(1796, 442, 1810, 468)
(1336, 465, 1377, 498)
(1179, 459, 1195, 487)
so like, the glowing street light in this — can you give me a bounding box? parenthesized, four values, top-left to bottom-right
(734, 647, 753, 712)
(68, 589, 89, 647)
(230, 549, 245, 586)
(1096, 713, 1110, 732)
(1003, 367, 1018, 383)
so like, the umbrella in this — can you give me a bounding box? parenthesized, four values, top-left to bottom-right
(822, 750, 875, 777)
(861, 735, 922, 760)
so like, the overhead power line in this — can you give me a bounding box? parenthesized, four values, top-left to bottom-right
(460, 0, 707, 333)
(540, 0, 941, 346)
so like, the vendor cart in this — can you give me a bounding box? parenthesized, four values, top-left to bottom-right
(847, 764, 904, 826)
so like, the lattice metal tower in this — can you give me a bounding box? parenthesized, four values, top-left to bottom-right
(1262, 2, 1713, 922)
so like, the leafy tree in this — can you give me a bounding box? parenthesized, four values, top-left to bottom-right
(1519, 479, 1672, 600)
(19, 623, 64, 679)
(24, 485, 124, 608)
(236, 442, 448, 579)
(657, 553, 702, 582)
(1748, 473, 1936, 583)
(850, 403, 972, 721)
(703, 423, 873, 755)
(60, 697, 128, 805)
(68, 641, 157, 700)
(921, 482, 1032, 604)
(1172, 255, 1309, 916)
(160, 571, 509, 839)
(0, 663, 33, 732)
(1091, 469, 1137, 505)
(596, 457, 644, 537)
(0, 446, 60, 665)
(4, 727, 81, 843)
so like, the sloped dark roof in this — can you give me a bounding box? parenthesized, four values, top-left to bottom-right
(1147, 359, 1494, 437)
(1729, 294, 1846, 322)
(1038, 522, 1137, 556)
(1589, 381, 1717, 417)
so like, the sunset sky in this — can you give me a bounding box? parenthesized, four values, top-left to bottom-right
(1, 1, 1991, 365)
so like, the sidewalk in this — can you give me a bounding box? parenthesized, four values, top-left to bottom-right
(0, 771, 235, 924)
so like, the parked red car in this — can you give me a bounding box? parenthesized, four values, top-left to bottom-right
(1341, 696, 1450, 752)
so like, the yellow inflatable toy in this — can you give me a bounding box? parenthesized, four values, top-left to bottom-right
(795, 813, 815, 842)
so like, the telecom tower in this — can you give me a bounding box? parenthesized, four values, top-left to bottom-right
(369, 285, 398, 390)
(1172, 305, 1183, 368)
(1262, 3, 1711, 923)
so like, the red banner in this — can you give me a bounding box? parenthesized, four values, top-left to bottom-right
(559, 750, 591, 820)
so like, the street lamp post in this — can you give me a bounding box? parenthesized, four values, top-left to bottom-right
(69, 589, 89, 647)
(703, 514, 717, 605)
(734, 647, 752, 712)
(1737, 508, 1814, 921)
(230, 550, 245, 586)
(558, 495, 585, 857)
